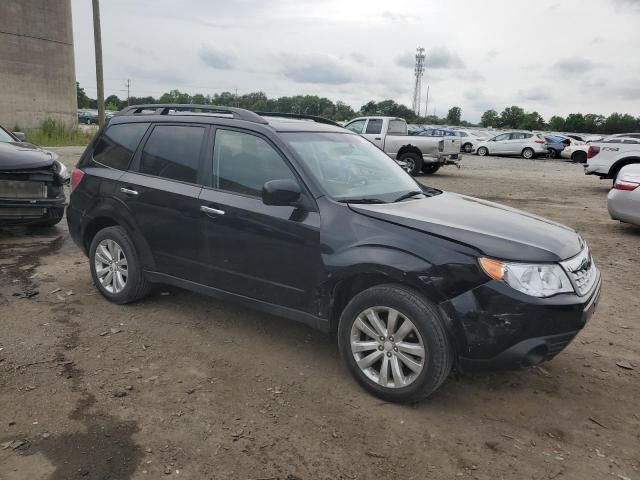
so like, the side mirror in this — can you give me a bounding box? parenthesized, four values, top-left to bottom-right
(12, 132, 25, 142)
(262, 179, 301, 206)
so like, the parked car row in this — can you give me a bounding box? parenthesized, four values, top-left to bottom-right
(344, 117, 461, 175)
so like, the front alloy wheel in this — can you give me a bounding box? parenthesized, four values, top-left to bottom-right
(350, 307, 426, 388)
(94, 239, 128, 294)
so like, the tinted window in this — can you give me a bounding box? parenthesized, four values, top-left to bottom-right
(213, 129, 296, 197)
(140, 125, 205, 183)
(93, 123, 149, 170)
(510, 133, 527, 140)
(365, 119, 383, 134)
(493, 133, 510, 141)
(345, 120, 366, 133)
(388, 120, 406, 134)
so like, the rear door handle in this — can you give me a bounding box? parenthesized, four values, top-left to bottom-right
(120, 187, 138, 196)
(375, 137, 381, 140)
(200, 205, 225, 216)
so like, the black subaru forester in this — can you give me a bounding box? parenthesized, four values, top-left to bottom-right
(67, 105, 601, 403)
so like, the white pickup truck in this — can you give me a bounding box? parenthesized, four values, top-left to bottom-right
(583, 137, 640, 181)
(344, 116, 461, 175)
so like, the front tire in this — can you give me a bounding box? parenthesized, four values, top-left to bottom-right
(89, 226, 151, 304)
(397, 152, 423, 176)
(477, 146, 488, 156)
(31, 207, 64, 227)
(547, 148, 557, 159)
(522, 148, 535, 159)
(421, 164, 441, 175)
(337, 284, 453, 403)
(462, 143, 473, 154)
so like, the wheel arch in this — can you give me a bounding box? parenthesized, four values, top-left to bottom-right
(81, 204, 156, 271)
(397, 145, 423, 159)
(608, 156, 640, 179)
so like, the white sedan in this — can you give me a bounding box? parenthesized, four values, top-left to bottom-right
(608, 164, 640, 226)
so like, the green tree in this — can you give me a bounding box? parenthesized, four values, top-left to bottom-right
(603, 113, 638, 134)
(446, 106, 462, 125)
(499, 106, 526, 129)
(76, 82, 96, 109)
(158, 89, 191, 104)
(480, 109, 499, 127)
(583, 114, 606, 133)
(521, 111, 545, 131)
(105, 94, 121, 111)
(563, 113, 586, 133)
(548, 116, 565, 131)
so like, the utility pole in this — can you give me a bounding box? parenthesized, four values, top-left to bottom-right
(92, 0, 105, 128)
(424, 85, 430, 118)
(125, 79, 131, 106)
(411, 47, 426, 116)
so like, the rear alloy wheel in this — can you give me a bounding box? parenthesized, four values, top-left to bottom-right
(522, 148, 535, 159)
(397, 152, 423, 176)
(421, 164, 441, 175)
(462, 143, 473, 154)
(338, 284, 453, 403)
(89, 226, 151, 304)
(477, 146, 488, 157)
(547, 148, 557, 159)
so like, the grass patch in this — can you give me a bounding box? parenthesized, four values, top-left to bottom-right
(25, 119, 93, 146)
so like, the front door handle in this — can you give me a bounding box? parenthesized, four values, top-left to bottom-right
(120, 187, 138, 196)
(200, 205, 225, 216)
(375, 137, 382, 140)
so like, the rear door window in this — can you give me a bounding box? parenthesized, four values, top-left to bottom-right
(365, 119, 383, 134)
(93, 123, 149, 170)
(387, 120, 406, 135)
(139, 125, 205, 184)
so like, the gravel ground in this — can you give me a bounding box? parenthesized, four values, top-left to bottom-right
(1, 148, 638, 480)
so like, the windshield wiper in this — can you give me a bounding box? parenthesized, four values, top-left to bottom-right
(338, 198, 387, 204)
(393, 190, 425, 203)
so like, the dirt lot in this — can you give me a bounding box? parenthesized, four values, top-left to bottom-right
(1, 147, 638, 480)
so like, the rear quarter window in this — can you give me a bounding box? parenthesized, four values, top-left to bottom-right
(92, 123, 150, 170)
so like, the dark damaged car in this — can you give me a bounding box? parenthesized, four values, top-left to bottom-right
(0, 135, 69, 227)
(67, 105, 602, 403)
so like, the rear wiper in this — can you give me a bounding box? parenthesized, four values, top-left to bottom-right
(338, 198, 387, 204)
(393, 190, 424, 202)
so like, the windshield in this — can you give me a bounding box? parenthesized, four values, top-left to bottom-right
(283, 132, 424, 202)
(0, 127, 15, 143)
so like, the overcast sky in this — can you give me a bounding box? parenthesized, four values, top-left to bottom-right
(71, 0, 640, 122)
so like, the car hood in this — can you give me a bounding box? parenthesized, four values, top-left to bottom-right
(0, 141, 58, 170)
(350, 192, 583, 262)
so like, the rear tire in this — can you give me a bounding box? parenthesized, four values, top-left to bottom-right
(571, 151, 587, 163)
(89, 226, 151, 304)
(477, 147, 488, 156)
(397, 152, 423, 176)
(337, 284, 453, 403)
(522, 148, 535, 159)
(421, 164, 441, 175)
(547, 148, 557, 159)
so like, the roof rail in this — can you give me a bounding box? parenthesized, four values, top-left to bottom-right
(116, 104, 268, 124)
(254, 112, 341, 127)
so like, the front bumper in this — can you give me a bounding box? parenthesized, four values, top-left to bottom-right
(0, 196, 66, 224)
(441, 272, 601, 370)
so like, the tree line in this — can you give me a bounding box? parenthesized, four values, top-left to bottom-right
(77, 83, 639, 133)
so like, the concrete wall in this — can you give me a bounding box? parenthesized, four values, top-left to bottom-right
(0, 0, 77, 130)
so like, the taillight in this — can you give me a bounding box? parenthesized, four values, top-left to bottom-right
(534, 137, 545, 144)
(587, 146, 600, 158)
(614, 179, 640, 191)
(70, 168, 85, 192)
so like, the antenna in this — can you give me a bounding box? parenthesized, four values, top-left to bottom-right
(412, 47, 426, 116)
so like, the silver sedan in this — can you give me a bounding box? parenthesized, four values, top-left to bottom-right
(608, 164, 640, 226)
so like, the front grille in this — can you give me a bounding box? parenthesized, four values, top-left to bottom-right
(561, 246, 598, 296)
(0, 180, 46, 199)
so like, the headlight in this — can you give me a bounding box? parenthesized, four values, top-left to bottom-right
(479, 257, 574, 297)
(54, 160, 70, 182)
